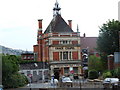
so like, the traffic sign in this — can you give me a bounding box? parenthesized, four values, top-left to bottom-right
(28, 74, 32, 78)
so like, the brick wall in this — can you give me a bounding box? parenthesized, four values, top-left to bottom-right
(53, 41, 59, 45)
(60, 35, 70, 37)
(21, 54, 34, 60)
(72, 33, 78, 36)
(53, 52, 59, 61)
(53, 33, 58, 37)
(114, 63, 120, 69)
(33, 45, 38, 53)
(72, 51, 78, 60)
(108, 55, 114, 70)
(72, 41, 78, 44)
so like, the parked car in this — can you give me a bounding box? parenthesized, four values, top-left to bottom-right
(61, 77, 73, 87)
(0, 85, 3, 90)
(103, 78, 119, 88)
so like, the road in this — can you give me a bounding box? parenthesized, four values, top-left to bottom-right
(5, 80, 104, 90)
(24, 82, 57, 88)
(22, 79, 103, 88)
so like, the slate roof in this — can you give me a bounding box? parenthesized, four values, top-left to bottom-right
(44, 15, 74, 33)
(20, 62, 49, 70)
(80, 37, 98, 52)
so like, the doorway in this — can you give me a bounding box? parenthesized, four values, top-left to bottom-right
(54, 68, 60, 80)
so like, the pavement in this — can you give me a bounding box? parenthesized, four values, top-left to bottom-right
(23, 81, 103, 89)
(4, 80, 104, 90)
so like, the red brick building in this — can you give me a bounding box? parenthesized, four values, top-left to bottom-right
(21, 52, 34, 60)
(33, 1, 81, 79)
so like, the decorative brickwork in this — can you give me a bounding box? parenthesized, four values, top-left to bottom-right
(53, 41, 59, 45)
(33, 1, 82, 77)
(72, 51, 78, 60)
(53, 52, 59, 61)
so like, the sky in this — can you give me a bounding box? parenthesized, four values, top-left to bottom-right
(0, 0, 119, 51)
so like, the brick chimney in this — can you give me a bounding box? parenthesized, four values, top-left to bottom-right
(68, 20, 72, 29)
(38, 19, 43, 31)
(38, 19, 43, 35)
(83, 33, 86, 37)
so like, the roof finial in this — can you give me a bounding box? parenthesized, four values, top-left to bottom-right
(49, 25, 52, 33)
(53, 0, 61, 17)
(77, 24, 79, 32)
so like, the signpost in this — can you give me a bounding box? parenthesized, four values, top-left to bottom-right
(69, 67, 74, 74)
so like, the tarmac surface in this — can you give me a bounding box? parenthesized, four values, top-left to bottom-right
(5, 81, 104, 90)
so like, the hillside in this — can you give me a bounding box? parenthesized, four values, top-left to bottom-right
(0, 45, 32, 56)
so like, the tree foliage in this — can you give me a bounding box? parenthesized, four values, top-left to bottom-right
(2, 55, 19, 77)
(97, 19, 120, 55)
(2, 55, 28, 88)
(102, 71, 112, 79)
(88, 55, 104, 71)
(114, 67, 120, 79)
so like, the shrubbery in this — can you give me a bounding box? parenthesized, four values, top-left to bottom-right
(102, 71, 112, 79)
(101, 67, 120, 79)
(88, 69, 99, 79)
(3, 73, 28, 88)
(114, 67, 120, 79)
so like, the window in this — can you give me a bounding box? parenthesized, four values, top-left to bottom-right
(39, 71, 42, 80)
(24, 56, 26, 59)
(63, 52, 68, 60)
(73, 67, 78, 73)
(63, 41, 67, 44)
(33, 71, 37, 76)
(64, 67, 69, 73)
(31, 56, 34, 59)
(27, 71, 31, 76)
(60, 40, 71, 44)
(60, 51, 72, 60)
(28, 56, 30, 59)
(69, 52, 71, 60)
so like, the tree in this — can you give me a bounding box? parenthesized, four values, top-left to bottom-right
(2, 55, 28, 88)
(2, 55, 19, 76)
(97, 19, 120, 55)
(88, 55, 104, 71)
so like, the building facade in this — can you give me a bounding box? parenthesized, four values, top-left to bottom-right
(19, 62, 49, 82)
(33, 1, 81, 79)
(21, 52, 34, 60)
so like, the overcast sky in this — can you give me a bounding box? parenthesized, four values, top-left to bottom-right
(0, 0, 119, 51)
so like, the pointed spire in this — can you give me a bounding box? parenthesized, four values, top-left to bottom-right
(53, 0, 61, 17)
(77, 24, 79, 32)
(49, 25, 52, 33)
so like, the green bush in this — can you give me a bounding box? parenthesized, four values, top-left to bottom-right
(88, 69, 99, 79)
(3, 73, 28, 88)
(113, 67, 120, 79)
(102, 71, 112, 79)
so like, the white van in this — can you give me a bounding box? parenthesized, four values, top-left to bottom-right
(103, 78, 119, 88)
